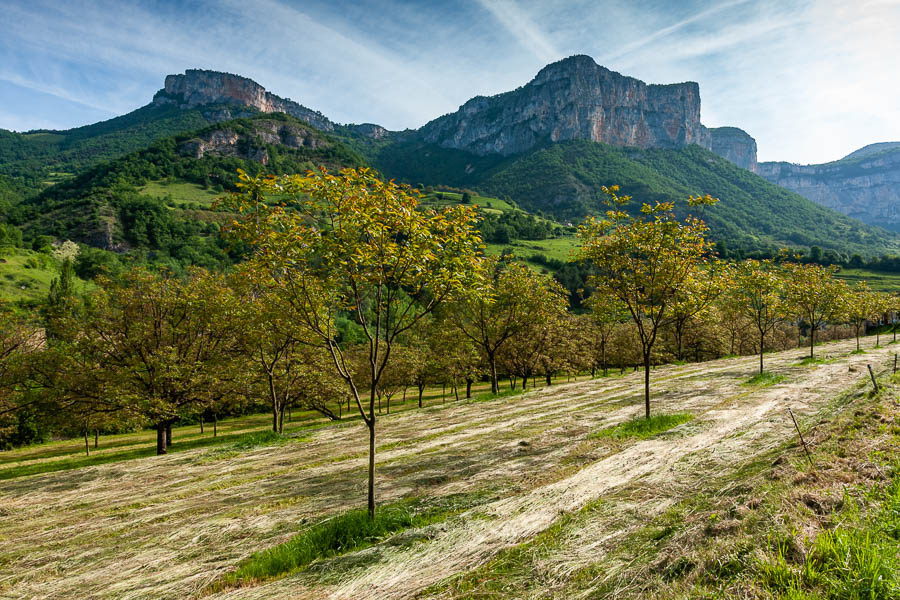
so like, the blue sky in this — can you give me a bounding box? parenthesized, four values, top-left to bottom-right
(1, 0, 898, 164)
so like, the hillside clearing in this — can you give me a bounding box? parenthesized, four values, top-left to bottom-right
(0, 336, 896, 599)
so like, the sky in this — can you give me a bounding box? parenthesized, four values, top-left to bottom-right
(1, 0, 899, 164)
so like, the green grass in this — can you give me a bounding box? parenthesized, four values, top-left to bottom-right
(835, 267, 900, 292)
(796, 355, 837, 366)
(485, 234, 580, 264)
(757, 468, 900, 599)
(589, 412, 693, 440)
(140, 179, 223, 207)
(743, 372, 787, 387)
(420, 191, 515, 213)
(0, 248, 91, 304)
(0, 427, 305, 480)
(220, 494, 488, 587)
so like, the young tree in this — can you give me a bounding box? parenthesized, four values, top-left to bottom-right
(727, 259, 787, 373)
(845, 281, 880, 352)
(782, 262, 847, 358)
(578, 186, 717, 419)
(667, 264, 728, 362)
(223, 168, 484, 518)
(448, 257, 568, 394)
(584, 295, 627, 376)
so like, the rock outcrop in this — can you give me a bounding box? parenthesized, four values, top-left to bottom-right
(419, 55, 712, 156)
(709, 127, 757, 173)
(758, 146, 900, 229)
(178, 119, 328, 165)
(154, 69, 335, 132)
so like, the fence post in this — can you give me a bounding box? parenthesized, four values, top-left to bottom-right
(868, 364, 879, 393)
(788, 408, 814, 468)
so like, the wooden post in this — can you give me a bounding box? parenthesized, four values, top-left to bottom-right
(894, 354, 897, 374)
(788, 408, 814, 468)
(868, 364, 879, 393)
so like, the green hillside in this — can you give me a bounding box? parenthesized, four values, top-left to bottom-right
(373, 139, 899, 257)
(8, 114, 364, 269)
(0, 249, 91, 306)
(0, 104, 223, 194)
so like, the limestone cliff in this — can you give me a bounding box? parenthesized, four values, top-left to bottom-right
(178, 119, 328, 165)
(758, 146, 900, 229)
(154, 69, 335, 132)
(709, 127, 757, 173)
(419, 55, 712, 156)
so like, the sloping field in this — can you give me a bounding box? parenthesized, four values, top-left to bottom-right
(0, 337, 895, 599)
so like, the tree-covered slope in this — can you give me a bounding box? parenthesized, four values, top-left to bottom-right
(373, 139, 899, 257)
(10, 113, 365, 267)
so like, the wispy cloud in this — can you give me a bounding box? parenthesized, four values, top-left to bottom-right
(474, 0, 562, 64)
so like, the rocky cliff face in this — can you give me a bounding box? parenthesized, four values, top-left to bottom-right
(758, 146, 900, 229)
(178, 119, 328, 165)
(154, 69, 335, 132)
(709, 127, 757, 172)
(419, 55, 712, 156)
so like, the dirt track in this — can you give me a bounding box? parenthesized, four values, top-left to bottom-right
(0, 338, 892, 599)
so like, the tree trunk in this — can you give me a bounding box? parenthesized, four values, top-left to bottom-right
(278, 404, 285, 434)
(387, 396, 391, 414)
(156, 423, 167, 455)
(442, 382, 446, 402)
(809, 326, 816, 358)
(760, 331, 765, 374)
(509, 376, 516, 390)
(402, 387, 407, 404)
(213, 415, 217, 437)
(453, 382, 459, 402)
(200, 419, 204, 435)
(601, 341, 607, 376)
(83, 429, 90, 457)
(94, 429, 98, 449)
(489, 354, 499, 394)
(367, 419, 376, 519)
(418, 384, 425, 408)
(466, 378, 473, 399)
(165, 422, 172, 447)
(643, 351, 652, 419)
(272, 399, 279, 433)
(521, 375, 527, 390)
(546, 372, 552, 386)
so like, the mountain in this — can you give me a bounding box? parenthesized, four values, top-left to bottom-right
(0, 69, 380, 201)
(2, 59, 898, 264)
(758, 145, 900, 232)
(153, 69, 335, 131)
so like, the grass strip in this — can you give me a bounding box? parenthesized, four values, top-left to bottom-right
(589, 412, 693, 440)
(219, 493, 489, 587)
(743, 372, 787, 387)
(0, 428, 304, 481)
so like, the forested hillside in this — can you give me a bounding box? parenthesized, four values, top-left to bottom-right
(5, 114, 364, 271)
(373, 139, 898, 257)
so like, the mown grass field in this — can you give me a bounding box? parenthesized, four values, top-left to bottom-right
(1, 336, 897, 599)
(140, 179, 224, 207)
(486, 234, 581, 263)
(835, 267, 900, 291)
